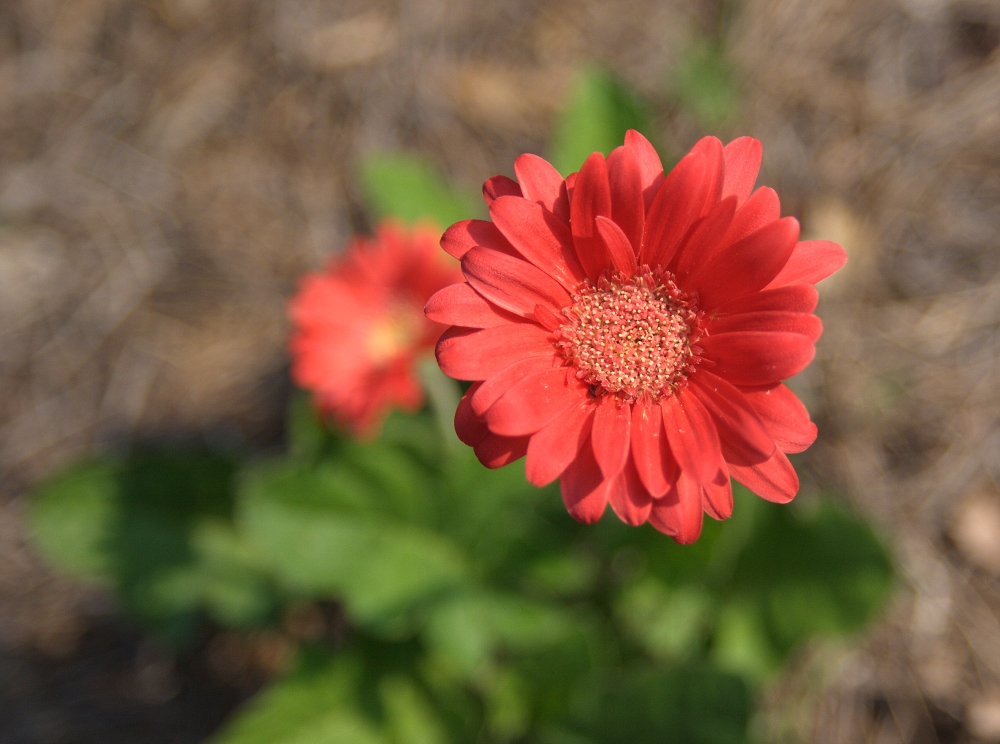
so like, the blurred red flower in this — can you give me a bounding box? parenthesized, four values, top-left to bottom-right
(427, 132, 846, 542)
(290, 221, 461, 437)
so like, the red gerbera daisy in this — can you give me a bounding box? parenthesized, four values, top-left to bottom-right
(426, 132, 846, 543)
(290, 220, 461, 437)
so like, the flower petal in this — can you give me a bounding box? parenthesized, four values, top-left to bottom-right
(671, 195, 738, 282)
(483, 175, 522, 206)
(514, 153, 569, 220)
(691, 135, 726, 209)
(699, 331, 816, 386)
(689, 372, 775, 466)
(689, 135, 725, 218)
(436, 323, 554, 381)
(640, 151, 707, 268)
(463, 246, 571, 318)
(721, 187, 780, 247)
(490, 196, 586, 290)
(728, 450, 799, 503)
(471, 355, 560, 416)
(525, 399, 595, 486)
(738, 384, 817, 454)
(713, 285, 818, 316)
(722, 137, 762, 206)
(561, 438, 611, 523)
(486, 367, 584, 436)
(766, 240, 848, 288)
(596, 216, 638, 277)
(702, 475, 734, 520)
(648, 473, 704, 544)
(441, 219, 518, 260)
(455, 383, 489, 446)
(687, 217, 800, 311)
(624, 129, 664, 210)
(534, 303, 563, 331)
(661, 389, 724, 485)
(609, 458, 653, 527)
(425, 282, 518, 328)
(707, 311, 823, 342)
(631, 397, 676, 497)
(592, 396, 632, 479)
(474, 432, 530, 468)
(564, 171, 577, 198)
(607, 145, 645, 252)
(571, 152, 614, 281)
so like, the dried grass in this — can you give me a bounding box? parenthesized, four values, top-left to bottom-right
(734, 0, 1000, 740)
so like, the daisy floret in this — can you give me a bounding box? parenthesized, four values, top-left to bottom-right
(427, 133, 845, 543)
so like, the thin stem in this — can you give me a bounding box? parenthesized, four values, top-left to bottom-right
(419, 357, 462, 450)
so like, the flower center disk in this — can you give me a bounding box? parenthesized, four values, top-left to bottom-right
(367, 302, 422, 365)
(556, 272, 700, 401)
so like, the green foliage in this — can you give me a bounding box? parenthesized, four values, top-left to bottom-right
(613, 486, 894, 682)
(565, 666, 751, 744)
(549, 65, 651, 176)
(617, 581, 712, 661)
(286, 389, 329, 461)
(672, 42, 740, 129)
(212, 656, 383, 744)
(359, 153, 484, 228)
(30, 460, 117, 581)
(710, 498, 895, 679)
(240, 462, 467, 626)
(29, 449, 276, 644)
(29, 405, 893, 742)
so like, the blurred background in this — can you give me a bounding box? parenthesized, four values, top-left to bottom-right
(1, 0, 999, 741)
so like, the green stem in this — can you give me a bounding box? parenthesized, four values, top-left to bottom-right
(419, 358, 462, 450)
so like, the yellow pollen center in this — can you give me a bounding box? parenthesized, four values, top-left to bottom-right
(556, 272, 701, 401)
(367, 304, 421, 365)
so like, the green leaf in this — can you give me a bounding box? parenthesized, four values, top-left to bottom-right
(711, 600, 779, 681)
(28, 450, 268, 644)
(672, 42, 739, 128)
(287, 389, 330, 461)
(616, 579, 712, 661)
(726, 493, 894, 641)
(109, 451, 240, 641)
(424, 595, 492, 677)
(190, 520, 276, 627)
(241, 459, 374, 513)
(212, 657, 385, 744)
(549, 65, 650, 176)
(425, 591, 576, 675)
(607, 485, 892, 683)
(631, 518, 725, 588)
(524, 553, 599, 597)
(482, 667, 531, 740)
(359, 153, 483, 228)
(240, 485, 467, 625)
(29, 461, 118, 582)
(486, 594, 578, 652)
(377, 410, 444, 466)
(706, 486, 894, 679)
(339, 439, 436, 524)
(380, 676, 448, 744)
(569, 665, 751, 744)
(438, 456, 547, 567)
